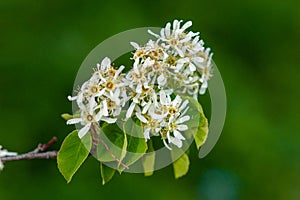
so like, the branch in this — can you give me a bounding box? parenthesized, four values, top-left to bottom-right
(1, 137, 58, 163)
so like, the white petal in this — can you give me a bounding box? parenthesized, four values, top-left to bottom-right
(174, 46, 184, 57)
(114, 65, 125, 79)
(181, 21, 192, 31)
(144, 128, 150, 140)
(157, 74, 166, 86)
(136, 83, 142, 93)
(179, 36, 192, 43)
(189, 62, 196, 72)
(177, 115, 190, 124)
(149, 109, 167, 120)
(95, 88, 106, 97)
(181, 106, 190, 117)
(68, 95, 77, 101)
(148, 30, 160, 38)
(130, 42, 140, 49)
(167, 131, 171, 141)
(165, 22, 171, 37)
(89, 97, 96, 114)
(67, 118, 82, 125)
(163, 139, 172, 150)
(132, 93, 140, 103)
(101, 57, 111, 69)
(95, 111, 102, 121)
(160, 28, 165, 39)
(179, 99, 189, 112)
(173, 19, 179, 33)
(200, 85, 207, 95)
(160, 90, 167, 105)
(136, 112, 148, 123)
(133, 59, 140, 74)
(172, 95, 182, 107)
(170, 137, 183, 148)
(142, 101, 151, 114)
(126, 102, 136, 119)
(192, 56, 204, 64)
(102, 100, 109, 116)
(177, 124, 188, 131)
(174, 130, 185, 140)
(78, 123, 91, 138)
(101, 117, 117, 123)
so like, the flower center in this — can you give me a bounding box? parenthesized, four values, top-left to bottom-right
(136, 50, 145, 58)
(152, 62, 162, 71)
(107, 99, 116, 109)
(169, 106, 178, 115)
(107, 68, 116, 77)
(105, 81, 115, 91)
(90, 86, 99, 94)
(166, 56, 177, 66)
(169, 122, 177, 131)
(87, 115, 93, 122)
(170, 38, 178, 46)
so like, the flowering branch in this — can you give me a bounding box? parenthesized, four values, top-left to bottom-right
(0, 137, 58, 163)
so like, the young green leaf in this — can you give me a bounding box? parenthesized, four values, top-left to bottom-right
(172, 153, 190, 179)
(100, 163, 116, 185)
(57, 130, 92, 183)
(61, 113, 73, 121)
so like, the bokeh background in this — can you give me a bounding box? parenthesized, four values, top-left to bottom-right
(1, 0, 299, 199)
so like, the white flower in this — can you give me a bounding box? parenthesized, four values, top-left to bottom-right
(159, 90, 189, 117)
(199, 51, 213, 95)
(136, 112, 163, 141)
(0, 145, 17, 171)
(125, 87, 157, 120)
(164, 114, 190, 149)
(67, 106, 117, 138)
(149, 19, 198, 57)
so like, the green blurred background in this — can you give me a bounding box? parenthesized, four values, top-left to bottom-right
(1, 0, 299, 199)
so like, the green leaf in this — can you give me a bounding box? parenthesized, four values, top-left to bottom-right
(61, 113, 73, 121)
(118, 128, 128, 169)
(57, 130, 92, 183)
(172, 152, 190, 179)
(96, 123, 127, 163)
(142, 141, 155, 176)
(195, 111, 208, 149)
(100, 163, 116, 185)
(119, 120, 148, 171)
(182, 96, 208, 149)
(190, 98, 208, 149)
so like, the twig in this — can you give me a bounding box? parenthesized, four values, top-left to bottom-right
(1, 137, 58, 163)
(1, 151, 57, 162)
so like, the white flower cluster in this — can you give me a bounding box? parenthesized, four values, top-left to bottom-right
(145, 19, 214, 97)
(67, 19, 213, 150)
(67, 58, 128, 138)
(0, 145, 17, 171)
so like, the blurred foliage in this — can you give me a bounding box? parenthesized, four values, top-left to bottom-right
(0, 0, 299, 199)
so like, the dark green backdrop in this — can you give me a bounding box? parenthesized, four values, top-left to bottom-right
(1, 0, 299, 199)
